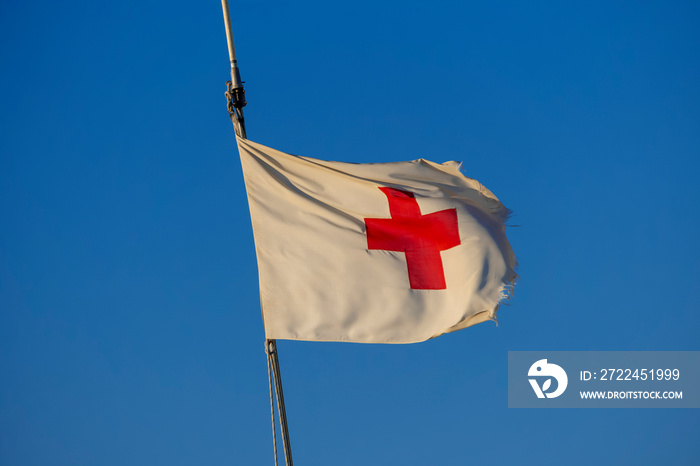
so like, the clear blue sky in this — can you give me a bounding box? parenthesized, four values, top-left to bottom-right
(1, 1, 699, 464)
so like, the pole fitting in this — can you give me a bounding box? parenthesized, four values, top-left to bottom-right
(266, 339, 277, 355)
(225, 80, 247, 138)
(225, 80, 246, 110)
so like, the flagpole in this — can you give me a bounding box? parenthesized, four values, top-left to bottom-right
(221, 0, 247, 139)
(220, 3, 293, 465)
(267, 340, 294, 466)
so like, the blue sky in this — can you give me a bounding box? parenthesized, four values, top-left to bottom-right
(1, 1, 699, 464)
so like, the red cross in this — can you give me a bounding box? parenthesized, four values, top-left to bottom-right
(364, 187, 461, 290)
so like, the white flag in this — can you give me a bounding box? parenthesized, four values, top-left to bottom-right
(237, 137, 517, 344)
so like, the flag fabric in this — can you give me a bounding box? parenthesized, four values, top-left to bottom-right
(236, 137, 517, 344)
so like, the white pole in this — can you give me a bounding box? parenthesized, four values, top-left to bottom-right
(220, 0, 247, 138)
(221, 0, 243, 89)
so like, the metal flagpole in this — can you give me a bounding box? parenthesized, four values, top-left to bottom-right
(220, 2, 293, 465)
(266, 340, 294, 466)
(221, 0, 247, 139)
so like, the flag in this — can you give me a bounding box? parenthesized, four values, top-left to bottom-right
(236, 137, 517, 344)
